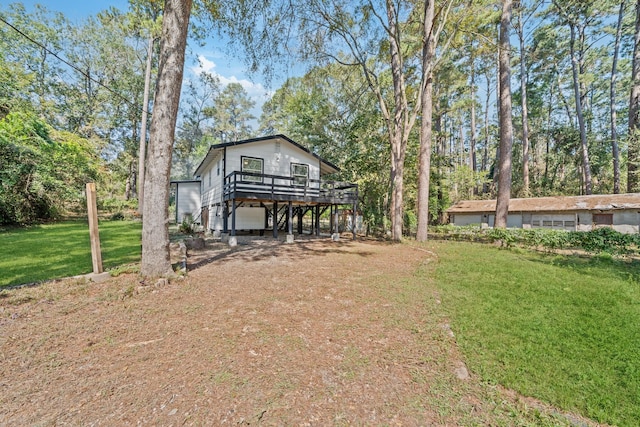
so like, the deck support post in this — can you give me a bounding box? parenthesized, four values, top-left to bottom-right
(286, 201, 294, 243)
(231, 199, 236, 236)
(352, 198, 357, 240)
(229, 199, 237, 246)
(315, 205, 320, 236)
(331, 205, 340, 241)
(223, 201, 229, 233)
(297, 208, 303, 234)
(332, 205, 340, 241)
(273, 201, 278, 239)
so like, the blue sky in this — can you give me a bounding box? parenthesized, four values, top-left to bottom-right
(18, 0, 129, 22)
(15, 1, 281, 122)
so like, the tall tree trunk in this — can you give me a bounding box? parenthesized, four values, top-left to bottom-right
(493, 25, 501, 192)
(629, 0, 640, 193)
(459, 117, 464, 166)
(138, 35, 155, 214)
(386, 0, 408, 241)
(569, 24, 592, 194)
(611, 1, 625, 194)
(482, 71, 491, 195)
(416, 0, 435, 242)
(141, 0, 192, 278)
(125, 176, 132, 201)
(556, 65, 575, 125)
(516, 5, 530, 196)
(470, 66, 477, 173)
(495, 0, 513, 228)
(544, 83, 554, 189)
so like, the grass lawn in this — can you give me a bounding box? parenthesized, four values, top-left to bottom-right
(423, 240, 640, 426)
(0, 220, 141, 287)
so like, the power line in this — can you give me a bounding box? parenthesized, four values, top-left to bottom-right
(0, 15, 151, 117)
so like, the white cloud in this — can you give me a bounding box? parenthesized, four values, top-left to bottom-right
(191, 55, 217, 75)
(190, 55, 273, 123)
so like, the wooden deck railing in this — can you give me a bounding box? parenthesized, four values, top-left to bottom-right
(223, 171, 358, 203)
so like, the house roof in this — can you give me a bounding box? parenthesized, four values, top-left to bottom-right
(193, 134, 340, 177)
(170, 180, 201, 184)
(446, 193, 640, 214)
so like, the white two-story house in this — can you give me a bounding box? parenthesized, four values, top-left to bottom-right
(177, 134, 358, 240)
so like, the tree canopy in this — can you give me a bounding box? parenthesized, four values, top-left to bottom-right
(0, 0, 638, 237)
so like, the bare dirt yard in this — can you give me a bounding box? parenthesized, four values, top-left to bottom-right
(1, 237, 602, 425)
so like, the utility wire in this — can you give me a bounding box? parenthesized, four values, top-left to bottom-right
(0, 15, 151, 117)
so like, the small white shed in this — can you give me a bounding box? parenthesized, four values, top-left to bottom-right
(172, 180, 202, 224)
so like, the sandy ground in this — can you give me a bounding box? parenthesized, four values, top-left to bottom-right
(0, 236, 605, 426)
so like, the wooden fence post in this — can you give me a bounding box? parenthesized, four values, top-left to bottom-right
(86, 182, 103, 274)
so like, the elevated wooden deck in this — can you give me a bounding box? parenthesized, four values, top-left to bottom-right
(223, 171, 358, 205)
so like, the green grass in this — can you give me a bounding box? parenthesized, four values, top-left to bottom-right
(425, 240, 640, 426)
(0, 220, 141, 287)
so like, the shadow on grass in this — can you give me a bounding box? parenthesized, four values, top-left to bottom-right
(187, 238, 377, 272)
(524, 251, 640, 284)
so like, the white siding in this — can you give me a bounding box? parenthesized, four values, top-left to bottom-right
(196, 138, 328, 232)
(507, 214, 523, 228)
(176, 182, 201, 224)
(199, 139, 323, 209)
(200, 151, 224, 208)
(484, 214, 522, 228)
(235, 207, 266, 230)
(226, 139, 321, 184)
(210, 206, 224, 232)
(576, 212, 592, 232)
(613, 211, 640, 234)
(452, 214, 483, 226)
(206, 206, 268, 232)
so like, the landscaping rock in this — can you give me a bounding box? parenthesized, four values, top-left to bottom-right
(184, 237, 205, 250)
(455, 362, 470, 380)
(155, 278, 169, 288)
(86, 272, 111, 284)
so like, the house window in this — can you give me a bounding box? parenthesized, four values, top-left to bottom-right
(593, 213, 613, 226)
(291, 163, 309, 186)
(241, 156, 263, 182)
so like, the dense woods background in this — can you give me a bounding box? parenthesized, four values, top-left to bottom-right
(2, 0, 639, 236)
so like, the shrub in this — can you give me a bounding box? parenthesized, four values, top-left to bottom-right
(0, 112, 100, 225)
(487, 227, 518, 247)
(403, 211, 417, 237)
(179, 216, 195, 235)
(110, 212, 125, 221)
(568, 227, 634, 256)
(98, 197, 138, 213)
(430, 225, 637, 256)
